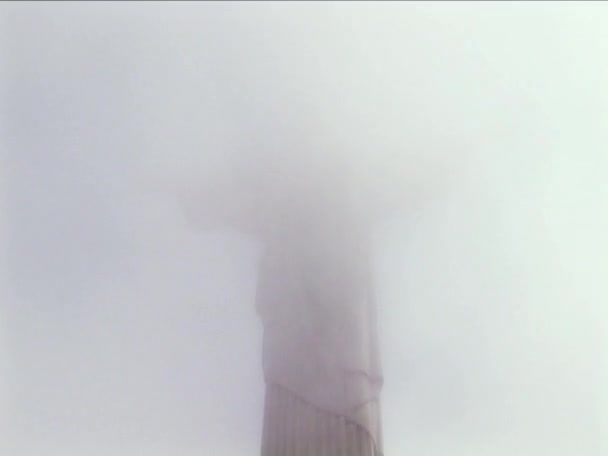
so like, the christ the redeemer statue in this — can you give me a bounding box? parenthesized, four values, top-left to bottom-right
(179, 138, 457, 455)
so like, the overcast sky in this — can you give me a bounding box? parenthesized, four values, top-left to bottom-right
(1, 3, 607, 455)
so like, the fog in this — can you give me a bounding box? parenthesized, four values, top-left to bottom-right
(1, 3, 607, 455)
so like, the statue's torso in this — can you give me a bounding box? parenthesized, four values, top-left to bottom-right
(255, 211, 382, 438)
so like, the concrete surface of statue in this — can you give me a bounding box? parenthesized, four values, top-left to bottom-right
(254, 180, 383, 455)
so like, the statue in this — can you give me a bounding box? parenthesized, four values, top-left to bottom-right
(176, 127, 463, 455)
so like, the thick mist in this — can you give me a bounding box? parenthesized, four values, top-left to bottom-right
(1, 3, 607, 455)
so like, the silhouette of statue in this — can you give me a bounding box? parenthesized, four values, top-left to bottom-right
(179, 130, 459, 455)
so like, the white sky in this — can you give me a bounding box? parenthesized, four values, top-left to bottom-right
(1, 3, 607, 455)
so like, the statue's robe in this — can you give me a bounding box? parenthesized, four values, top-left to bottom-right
(255, 201, 383, 455)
